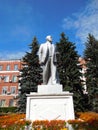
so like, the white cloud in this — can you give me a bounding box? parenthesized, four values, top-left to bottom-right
(62, 0, 98, 43)
(0, 52, 25, 60)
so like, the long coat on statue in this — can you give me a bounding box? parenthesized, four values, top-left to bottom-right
(38, 41, 59, 85)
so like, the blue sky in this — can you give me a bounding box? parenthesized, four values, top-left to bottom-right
(0, 0, 98, 59)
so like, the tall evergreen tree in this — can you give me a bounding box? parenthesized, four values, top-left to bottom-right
(84, 34, 98, 112)
(18, 37, 42, 113)
(56, 32, 85, 112)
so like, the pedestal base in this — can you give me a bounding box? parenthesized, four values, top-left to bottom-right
(26, 92, 75, 121)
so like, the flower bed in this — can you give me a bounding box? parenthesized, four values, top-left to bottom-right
(32, 120, 67, 130)
(0, 112, 98, 130)
(68, 112, 98, 130)
(0, 113, 31, 130)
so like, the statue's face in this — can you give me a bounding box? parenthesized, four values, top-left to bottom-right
(46, 35, 52, 42)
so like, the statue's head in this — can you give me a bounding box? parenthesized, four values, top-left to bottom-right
(46, 35, 52, 42)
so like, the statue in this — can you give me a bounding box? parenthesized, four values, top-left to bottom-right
(38, 35, 59, 85)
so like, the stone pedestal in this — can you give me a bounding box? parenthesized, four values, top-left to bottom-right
(26, 85, 75, 121)
(38, 84, 63, 94)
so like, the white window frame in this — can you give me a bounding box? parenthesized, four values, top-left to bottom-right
(4, 76, 9, 82)
(0, 65, 3, 71)
(2, 86, 8, 95)
(6, 64, 10, 71)
(14, 64, 18, 71)
(9, 99, 14, 107)
(0, 99, 6, 107)
(0, 76, 2, 82)
(12, 75, 17, 82)
(10, 86, 16, 94)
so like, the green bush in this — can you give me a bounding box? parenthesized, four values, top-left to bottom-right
(0, 107, 17, 114)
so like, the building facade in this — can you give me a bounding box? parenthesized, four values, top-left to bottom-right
(0, 60, 22, 107)
(0, 58, 87, 107)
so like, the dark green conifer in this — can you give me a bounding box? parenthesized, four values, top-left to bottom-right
(56, 32, 85, 112)
(18, 37, 42, 112)
(84, 34, 98, 112)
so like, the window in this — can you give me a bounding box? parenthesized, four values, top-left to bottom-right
(0, 76, 2, 82)
(11, 86, 16, 94)
(0, 76, 5, 82)
(4, 76, 9, 82)
(0, 99, 6, 107)
(14, 64, 18, 71)
(6, 65, 10, 71)
(0, 65, 3, 71)
(12, 75, 17, 82)
(2, 86, 8, 94)
(9, 99, 14, 107)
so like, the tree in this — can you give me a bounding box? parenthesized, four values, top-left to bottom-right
(84, 34, 98, 112)
(18, 37, 42, 113)
(56, 32, 85, 112)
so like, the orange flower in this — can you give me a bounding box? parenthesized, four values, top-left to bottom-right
(32, 120, 66, 130)
(0, 113, 26, 129)
(68, 112, 98, 130)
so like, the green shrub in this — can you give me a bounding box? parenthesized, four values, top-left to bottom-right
(0, 107, 17, 114)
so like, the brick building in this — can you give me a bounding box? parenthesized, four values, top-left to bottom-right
(0, 58, 87, 107)
(0, 59, 22, 107)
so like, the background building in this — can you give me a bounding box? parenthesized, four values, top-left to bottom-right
(0, 58, 87, 107)
(0, 59, 22, 107)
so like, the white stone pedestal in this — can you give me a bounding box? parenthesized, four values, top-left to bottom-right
(26, 85, 75, 121)
(38, 84, 63, 94)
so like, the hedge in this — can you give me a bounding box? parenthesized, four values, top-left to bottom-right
(0, 107, 17, 114)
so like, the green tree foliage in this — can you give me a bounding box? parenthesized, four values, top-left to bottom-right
(18, 37, 42, 113)
(84, 34, 98, 112)
(56, 32, 85, 112)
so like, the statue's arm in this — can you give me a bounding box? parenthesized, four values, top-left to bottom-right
(53, 45, 59, 64)
(38, 45, 42, 63)
(55, 45, 60, 56)
(38, 44, 44, 65)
